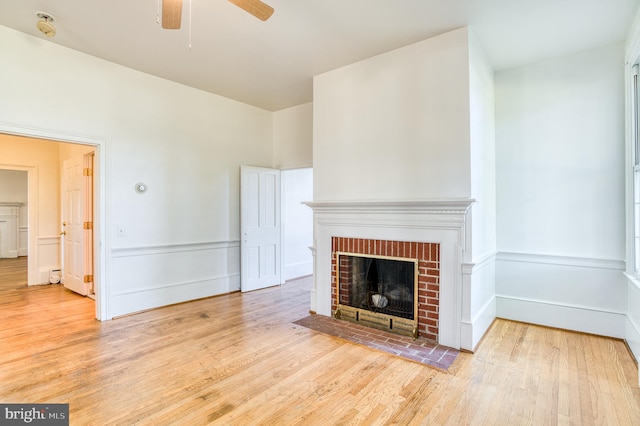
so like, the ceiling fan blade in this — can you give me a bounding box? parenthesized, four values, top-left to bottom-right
(228, 0, 274, 21)
(162, 0, 183, 29)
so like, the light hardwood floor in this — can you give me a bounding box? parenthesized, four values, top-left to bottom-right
(1, 256, 639, 425)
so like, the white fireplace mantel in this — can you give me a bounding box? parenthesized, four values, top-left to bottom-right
(305, 198, 475, 350)
(0, 203, 22, 259)
(304, 199, 474, 215)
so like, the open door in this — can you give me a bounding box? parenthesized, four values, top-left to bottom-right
(61, 153, 94, 296)
(84, 153, 95, 296)
(240, 166, 281, 292)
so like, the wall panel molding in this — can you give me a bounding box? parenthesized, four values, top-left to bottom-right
(109, 240, 241, 318)
(496, 251, 627, 339)
(111, 240, 240, 257)
(497, 251, 625, 271)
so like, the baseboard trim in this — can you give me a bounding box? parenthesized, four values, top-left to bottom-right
(496, 295, 626, 338)
(460, 295, 496, 352)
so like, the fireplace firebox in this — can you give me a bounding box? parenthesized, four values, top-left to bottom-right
(335, 252, 418, 337)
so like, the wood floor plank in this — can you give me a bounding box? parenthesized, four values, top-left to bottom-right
(1, 258, 640, 424)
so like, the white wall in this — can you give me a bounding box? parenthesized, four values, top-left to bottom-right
(282, 168, 313, 280)
(495, 43, 627, 337)
(313, 27, 472, 201)
(274, 103, 313, 169)
(0, 25, 274, 318)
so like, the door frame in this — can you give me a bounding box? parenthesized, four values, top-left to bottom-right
(0, 122, 108, 320)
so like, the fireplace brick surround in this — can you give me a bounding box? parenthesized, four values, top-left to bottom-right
(331, 237, 441, 341)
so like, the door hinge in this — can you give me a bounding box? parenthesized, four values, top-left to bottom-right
(84, 275, 93, 283)
(83, 221, 93, 230)
(83, 168, 93, 176)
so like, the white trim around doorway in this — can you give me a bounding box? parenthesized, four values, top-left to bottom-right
(0, 121, 109, 321)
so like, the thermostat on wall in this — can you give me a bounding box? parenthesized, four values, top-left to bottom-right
(135, 182, 148, 194)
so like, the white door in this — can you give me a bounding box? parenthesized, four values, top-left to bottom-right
(240, 166, 281, 292)
(83, 153, 95, 296)
(61, 156, 88, 296)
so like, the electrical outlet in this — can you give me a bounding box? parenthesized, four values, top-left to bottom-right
(117, 225, 126, 237)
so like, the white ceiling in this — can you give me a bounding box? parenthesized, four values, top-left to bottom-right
(0, 0, 638, 111)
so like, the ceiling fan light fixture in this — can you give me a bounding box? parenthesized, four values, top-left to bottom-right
(35, 11, 56, 38)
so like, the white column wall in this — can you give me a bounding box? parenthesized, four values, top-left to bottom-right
(313, 27, 472, 201)
(311, 27, 486, 350)
(464, 30, 497, 350)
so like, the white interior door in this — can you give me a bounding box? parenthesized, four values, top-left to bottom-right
(62, 156, 88, 295)
(241, 166, 281, 292)
(83, 152, 95, 296)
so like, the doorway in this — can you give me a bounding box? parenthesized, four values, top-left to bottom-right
(0, 170, 27, 260)
(240, 166, 313, 292)
(0, 126, 105, 320)
(282, 167, 313, 281)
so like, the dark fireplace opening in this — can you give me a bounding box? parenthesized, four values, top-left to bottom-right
(338, 253, 417, 321)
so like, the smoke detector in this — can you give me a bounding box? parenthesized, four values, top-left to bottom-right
(35, 11, 56, 38)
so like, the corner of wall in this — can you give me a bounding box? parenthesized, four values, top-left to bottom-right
(496, 253, 627, 339)
(461, 253, 497, 351)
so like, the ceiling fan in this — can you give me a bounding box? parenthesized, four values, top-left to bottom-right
(162, 0, 274, 29)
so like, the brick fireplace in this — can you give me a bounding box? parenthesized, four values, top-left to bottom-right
(331, 237, 440, 341)
(305, 199, 474, 350)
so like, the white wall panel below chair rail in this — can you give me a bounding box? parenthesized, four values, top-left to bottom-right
(37, 236, 61, 284)
(110, 241, 240, 318)
(461, 254, 497, 352)
(496, 252, 627, 338)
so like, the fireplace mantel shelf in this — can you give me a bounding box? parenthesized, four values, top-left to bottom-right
(304, 199, 475, 215)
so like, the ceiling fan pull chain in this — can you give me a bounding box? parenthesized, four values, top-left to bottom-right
(156, 0, 161, 24)
(188, 0, 192, 50)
